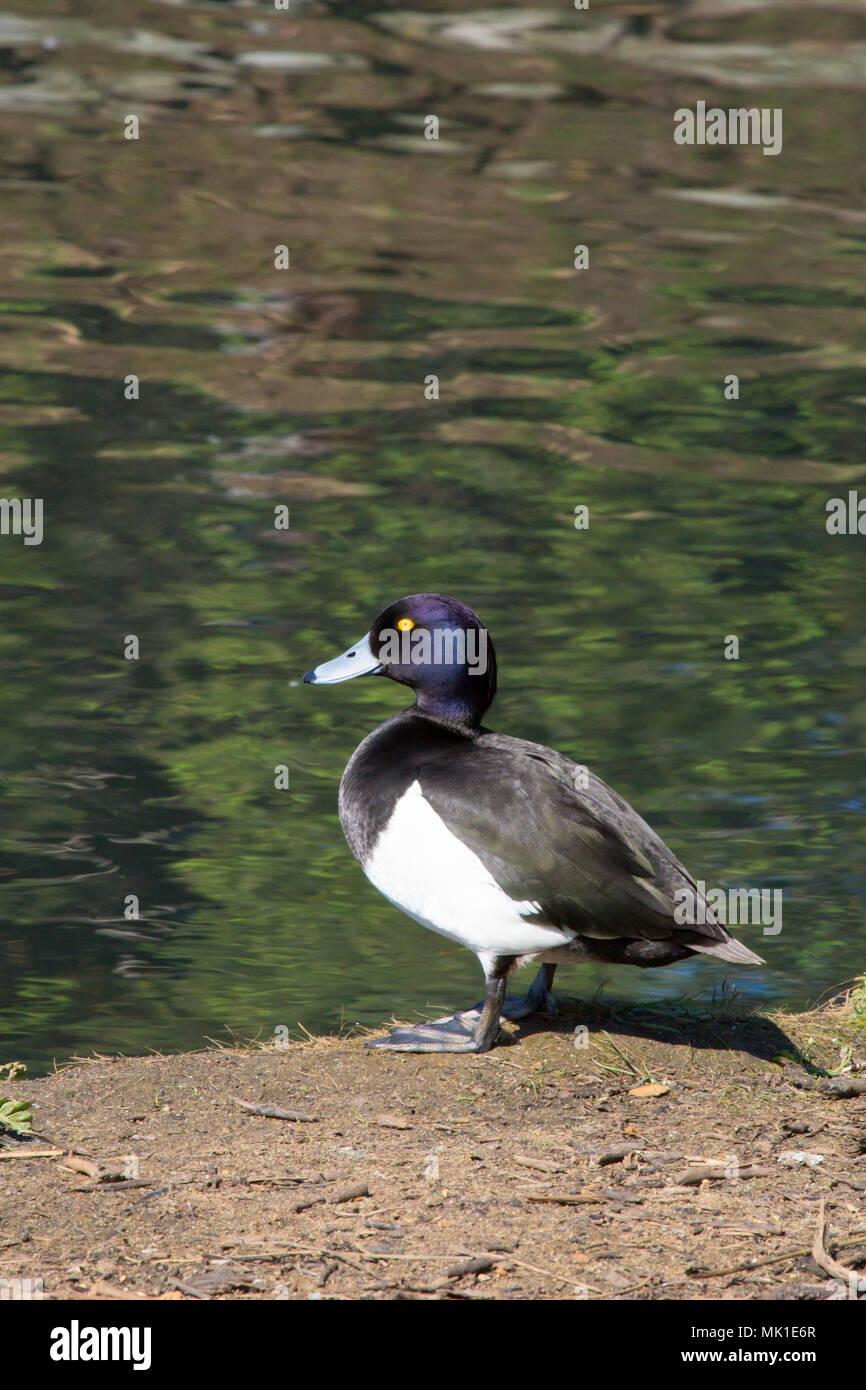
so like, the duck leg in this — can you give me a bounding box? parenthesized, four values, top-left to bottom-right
(500, 962, 557, 1021)
(365, 962, 509, 1054)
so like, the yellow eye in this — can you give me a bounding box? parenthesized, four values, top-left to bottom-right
(397, 617, 414, 632)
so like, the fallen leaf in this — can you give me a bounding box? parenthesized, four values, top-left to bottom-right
(59, 1155, 100, 1179)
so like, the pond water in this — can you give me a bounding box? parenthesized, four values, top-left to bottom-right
(0, 1, 864, 1072)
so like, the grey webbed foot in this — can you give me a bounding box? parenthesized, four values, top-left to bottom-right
(367, 964, 558, 1051)
(365, 1007, 493, 1054)
(366, 969, 509, 1054)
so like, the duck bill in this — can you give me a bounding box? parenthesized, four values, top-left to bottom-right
(303, 632, 383, 685)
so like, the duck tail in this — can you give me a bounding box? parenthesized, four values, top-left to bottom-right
(689, 934, 766, 966)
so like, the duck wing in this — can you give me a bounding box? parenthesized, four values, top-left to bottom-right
(419, 730, 763, 964)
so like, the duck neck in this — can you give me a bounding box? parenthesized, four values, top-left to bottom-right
(413, 689, 482, 733)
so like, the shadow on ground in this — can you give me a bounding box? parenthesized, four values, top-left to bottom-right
(511, 995, 815, 1071)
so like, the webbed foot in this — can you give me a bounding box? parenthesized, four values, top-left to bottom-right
(365, 965, 557, 1052)
(366, 969, 509, 1054)
(365, 1007, 494, 1054)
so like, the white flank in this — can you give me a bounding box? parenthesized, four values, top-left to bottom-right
(364, 780, 574, 959)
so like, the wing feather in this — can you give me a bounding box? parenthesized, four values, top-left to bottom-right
(418, 731, 739, 951)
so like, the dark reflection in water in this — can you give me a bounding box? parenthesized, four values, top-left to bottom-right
(0, 2, 864, 1072)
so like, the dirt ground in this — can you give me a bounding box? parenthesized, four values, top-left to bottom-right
(2, 997, 865, 1301)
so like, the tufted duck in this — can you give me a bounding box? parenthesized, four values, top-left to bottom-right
(304, 593, 764, 1053)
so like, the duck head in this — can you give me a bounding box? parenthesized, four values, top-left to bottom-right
(303, 592, 497, 729)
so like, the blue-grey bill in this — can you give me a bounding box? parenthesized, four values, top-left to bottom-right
(303, 632, 382, 685)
